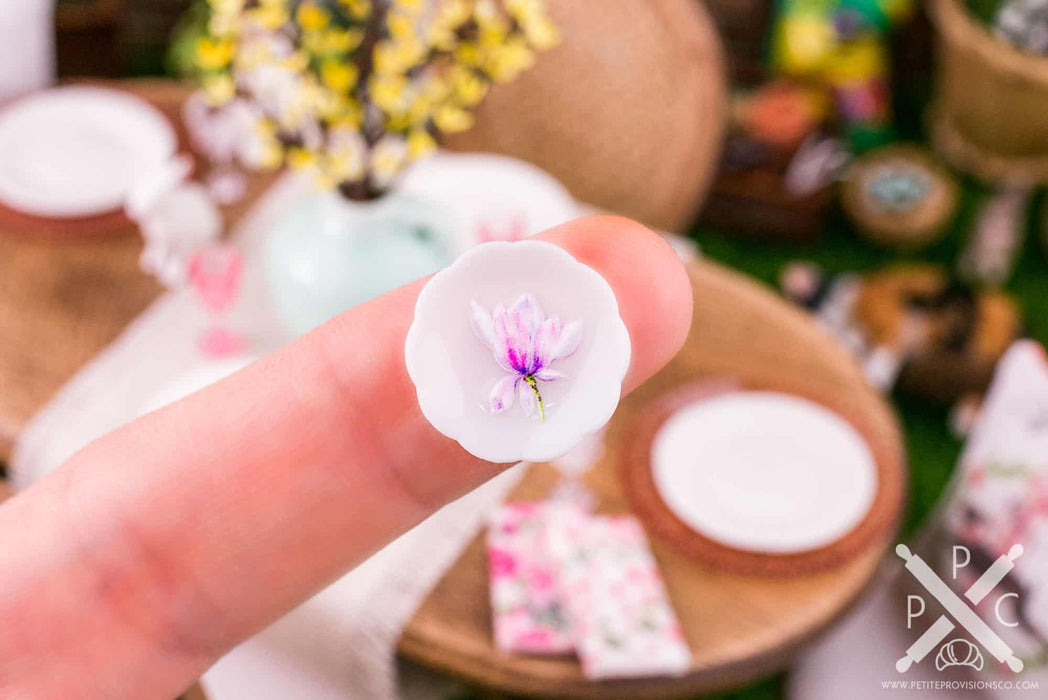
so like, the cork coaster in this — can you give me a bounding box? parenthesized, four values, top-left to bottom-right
(621, 379, 905, 576)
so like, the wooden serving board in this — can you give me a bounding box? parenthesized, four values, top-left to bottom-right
(397, 260, 907, 697)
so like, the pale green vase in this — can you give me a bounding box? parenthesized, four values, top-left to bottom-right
(264, 187, 453, 338)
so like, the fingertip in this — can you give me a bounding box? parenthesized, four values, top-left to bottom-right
(538, 215, 693, 391)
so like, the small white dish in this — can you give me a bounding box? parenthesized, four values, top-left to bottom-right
(0, 86, 177, 218)
(405, 240, 631, 463)
(651, 391, 878, 554)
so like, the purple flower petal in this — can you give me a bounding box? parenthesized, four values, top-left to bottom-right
(470, 300, 497, 349)
(510, 294, 544, 335)
(534, 368, 564, 382)
(518, 379, 537, 418)
(551, 320, 582, 360)
(492, 305, 523, 372)
(533, 316, 562, 370)
(489, 375, 518, 414)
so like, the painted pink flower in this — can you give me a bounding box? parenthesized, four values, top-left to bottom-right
(489, 548, 519, 577)
(470, 294, 582, 422)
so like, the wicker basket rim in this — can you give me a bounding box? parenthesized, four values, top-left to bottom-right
(930, 0, 1048, 85)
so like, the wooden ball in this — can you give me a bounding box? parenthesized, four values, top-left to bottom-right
(443, 0, 728, 232)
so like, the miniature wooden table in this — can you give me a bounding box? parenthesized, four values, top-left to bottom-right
(0, 80, 273, 463)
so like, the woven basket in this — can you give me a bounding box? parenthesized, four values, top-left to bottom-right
(444, 0, 727, 232)
(929, 0, 1048, 184)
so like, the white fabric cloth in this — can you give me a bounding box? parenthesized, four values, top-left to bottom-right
(10, 158, 698, 698)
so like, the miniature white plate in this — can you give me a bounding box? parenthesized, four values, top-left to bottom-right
(0, 86, 177, 218)
(651, 391, 878, 554)
(405, 240, 631, 463)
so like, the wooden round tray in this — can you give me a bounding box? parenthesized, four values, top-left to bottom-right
(397, 259, 907, 697)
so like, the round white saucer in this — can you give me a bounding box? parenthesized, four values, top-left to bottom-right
(650, 391, 878, 554)
(0, 86, 176, 218)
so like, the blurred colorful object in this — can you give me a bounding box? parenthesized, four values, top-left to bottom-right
(734, 81, 827, 151)
(770, 0, 911, 146)
(958, 186, 1032, 286)
(841, 145, 959, 250)
(188, 244, 246, 357)
(852, 265, 1023, 402)
(192, 0, 559, 199)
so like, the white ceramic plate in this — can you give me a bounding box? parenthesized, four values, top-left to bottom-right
(0, 86, 177, 218)
(650, 391, 878, 554)
(405, 240, 631, 463)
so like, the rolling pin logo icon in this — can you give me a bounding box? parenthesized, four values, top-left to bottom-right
(896, 543, 1025, 674)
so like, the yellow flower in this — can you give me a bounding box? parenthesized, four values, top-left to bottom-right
(427, 23, 456, 51)
(436, 0, 472, 27)
(207, 0, 245, 34)
(326, 128, 367, 180)
(484, 38, 535, 82)
(407, 128, 437, 159)
(387, 11, 416, 40)
(329, 100, 365, 130)
(433, 105, 473, 133)
(521, 15, 559, 50)
(202, 74, 236, 105)
(370, 135, 408, 185)
(320, 60, 359, 92)
(455, 42, 479, 66)
(246, 0, 289, 30)
(305, 27, 364, 55)
(407, 92, 436, 124)
(373, 38, 426, 75)
(449, 66, 488, 105)
(296, 2, 330, 32)
(196, 37, 235, 71)
(339, 0, 371, 21)
(251, 121, 285, 169)
(369, 73, 410, 112)
(287, 147, 318, 170)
